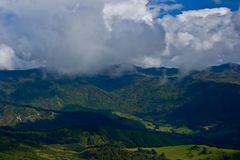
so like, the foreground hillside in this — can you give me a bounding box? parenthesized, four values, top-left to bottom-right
(127, 145, 240, 160)
(0, 143, 240, 160)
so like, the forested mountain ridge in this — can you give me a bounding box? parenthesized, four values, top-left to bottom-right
(0, 63, 240, 159)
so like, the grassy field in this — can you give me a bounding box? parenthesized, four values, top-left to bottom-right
(113, 112, 195, 135)
(127, 145, 240, 160)
(113, 112, 156, 130)
(156, 124, 195, 135)
(0, 144, 83, 160)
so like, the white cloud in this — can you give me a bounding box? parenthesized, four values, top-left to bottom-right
(0, 44, 42, 70)
(0, 0, 166, 74)
(159, 8, 240, 71)
(0, 44, 16, 70)
(103, 0, 153, 31)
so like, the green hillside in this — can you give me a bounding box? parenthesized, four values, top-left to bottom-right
(0, 64, 240, 159)
(127, 145, 240, 160)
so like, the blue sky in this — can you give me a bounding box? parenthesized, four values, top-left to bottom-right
(179, 0, 240, 11)
(149, 0, 240, 17)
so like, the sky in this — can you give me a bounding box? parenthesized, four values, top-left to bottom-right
(149, 0, 240, 17)
(0, 0, 239, 74)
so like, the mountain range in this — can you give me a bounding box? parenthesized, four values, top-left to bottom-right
(0, 63, 240, 159)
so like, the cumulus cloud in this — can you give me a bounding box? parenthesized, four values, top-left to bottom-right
(0, 43, 39, 70)
(0, 0, 239, 74)
(159, 7, 240, 71)
(0, 0, 166, 74)
(0, 44, 17, 70)
(103, 0, 153, 31)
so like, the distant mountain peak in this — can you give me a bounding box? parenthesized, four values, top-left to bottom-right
(209, 63, 240, 73)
